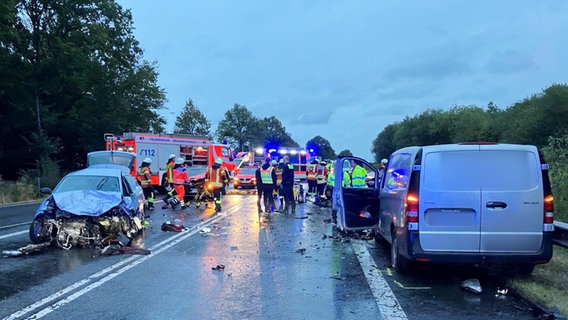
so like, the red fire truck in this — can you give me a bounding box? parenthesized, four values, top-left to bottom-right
(105, 132, 236, 187)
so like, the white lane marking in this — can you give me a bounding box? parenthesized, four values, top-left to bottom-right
(0, 222, 31, 231)
(0, 230, 27, 240)
(4, 201, 245, 320)
(351, 240, 408, 320)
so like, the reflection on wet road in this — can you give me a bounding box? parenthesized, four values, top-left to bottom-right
(0, 194, 543, 319)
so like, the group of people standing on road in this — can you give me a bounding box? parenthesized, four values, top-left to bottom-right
(255, 156, 296, 215)
(140, 154, 228, 213)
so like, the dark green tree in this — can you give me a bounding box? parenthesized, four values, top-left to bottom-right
(371, 123, 399, 162)
(216, 103, 259, 151)
(0, 0, 166, 179)
(174, 99, 212, 138)
(337, 149, 353, 157)
(256, 116, 298, 148)
(306, 136, 335, 160)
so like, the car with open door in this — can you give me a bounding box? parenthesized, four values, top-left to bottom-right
(332, 156, 380, 232)
(335, 144, 554, 275)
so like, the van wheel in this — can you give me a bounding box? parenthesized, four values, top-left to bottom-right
(373, 228, 387, 246)
(391, 229, 410, 272)
(516, 264, 535, 276)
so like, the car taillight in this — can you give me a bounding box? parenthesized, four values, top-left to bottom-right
(405, 194, 419, 223)
(544, 195, 554, 224)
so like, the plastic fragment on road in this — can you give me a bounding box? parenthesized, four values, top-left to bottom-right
(461, 278, 482, 294)
(294, 248, 306, 255)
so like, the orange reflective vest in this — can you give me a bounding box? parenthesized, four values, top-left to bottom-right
(307, 163, 317, 181)
(173, 167, 188, 185)
(139, 166, 152, 188)
(316, 165, 326, 184)
(275, 166, 283, 186)
(207, 167, 227, 188)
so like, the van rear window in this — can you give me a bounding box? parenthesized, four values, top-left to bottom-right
(423, 150, 540, 191)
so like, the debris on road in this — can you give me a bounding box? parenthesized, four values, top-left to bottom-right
(461, 278, 483, 294)
(161, 221, 186, 232)
(100, 244, 151, 256)
(212, 264, 225, 271)
(2, 242, 51, 257)
(294, 248, 306, 255)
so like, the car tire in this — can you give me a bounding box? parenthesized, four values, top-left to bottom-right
(391, 229, 410, 273)
(29, 218, 48, 244)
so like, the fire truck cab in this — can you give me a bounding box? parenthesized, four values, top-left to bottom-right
(105, 132, 235, 188)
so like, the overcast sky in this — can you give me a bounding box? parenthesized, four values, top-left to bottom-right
(117, 0, 568, 160)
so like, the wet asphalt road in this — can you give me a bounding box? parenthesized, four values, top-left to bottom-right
(0, 194, 541, 320)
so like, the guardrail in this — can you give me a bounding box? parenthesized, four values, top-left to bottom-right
(553, 221, 568, 249)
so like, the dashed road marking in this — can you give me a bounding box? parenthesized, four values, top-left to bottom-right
(351, 240, 408, 320)
(3, 201, 246, 320)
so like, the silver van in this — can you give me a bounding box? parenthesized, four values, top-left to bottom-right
(332, 143, 554, 274)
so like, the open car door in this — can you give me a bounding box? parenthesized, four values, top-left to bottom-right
(332, 156, 380, 231)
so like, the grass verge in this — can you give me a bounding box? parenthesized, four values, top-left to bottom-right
(0, 179, 44, 205)
(508, 245, 568, 317)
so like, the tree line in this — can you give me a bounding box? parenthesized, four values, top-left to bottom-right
(1, 1, 566, 218)
(370, 83, 568, 219)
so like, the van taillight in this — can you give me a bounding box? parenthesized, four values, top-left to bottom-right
(405, 194, 419, 223)
(544, 195, 554, 224)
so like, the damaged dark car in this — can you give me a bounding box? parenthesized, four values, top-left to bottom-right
(29, 151, 146, 249)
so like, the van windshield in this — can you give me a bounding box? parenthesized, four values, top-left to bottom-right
(423, 150, 540, 191)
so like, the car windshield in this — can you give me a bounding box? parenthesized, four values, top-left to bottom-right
(238, 167, 257, 175)
(54, 175, 121, 193)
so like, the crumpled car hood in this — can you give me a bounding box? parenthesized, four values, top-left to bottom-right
(53, 190, 122, 216)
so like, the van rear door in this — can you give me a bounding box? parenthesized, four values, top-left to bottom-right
(419, 145, 482, 252)
(333, 156, 380, 231)
(479, 145, 543, 253)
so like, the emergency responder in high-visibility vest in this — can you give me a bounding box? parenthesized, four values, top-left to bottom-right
(162, 154, 177, 209)
(138, 157, 155, 210)
(205, 158, 229, 212)
(326, 164, 334, 202)
(306, 159, 319, 196)
(172, 157, 190, 210)
(273, 159, 283, 211)
(350, 159, 368, 188)
(259, 158, 276, 213)
(316, 161, 328, 199)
